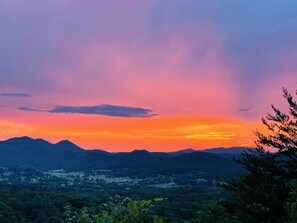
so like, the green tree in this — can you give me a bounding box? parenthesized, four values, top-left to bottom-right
(0, 201, 17, 223)
(222, 88, 297, 223)
(285, 179, 297, 223)
(65, 196, 164, 223)
(195, 199, 237, 223)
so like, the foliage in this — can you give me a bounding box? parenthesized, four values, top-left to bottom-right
(194, 199, 237, 223)
(285, 179, 297, 223)
(0, 186, 217, 223)
(64, 196, 164, 223)
(221, 88, 297, 223)
(0, 191, 102, 223)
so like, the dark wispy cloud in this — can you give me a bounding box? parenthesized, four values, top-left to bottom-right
(19, 107, 46, 112)
(0, 93, 32, 97)
(238, 108, 253, 112)
(19, 104, 158, 118)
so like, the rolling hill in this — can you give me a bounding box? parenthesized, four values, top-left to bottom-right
(0, 137, 244, 177)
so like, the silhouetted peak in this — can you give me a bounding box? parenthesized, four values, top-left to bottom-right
(55, 140, 84, 151)
(15, 136, 33, 141)
(90, 149, 110, 154)
(56, 140, 73, 145)
(4, 136, 34, 143)
(130, 149, 150, 154)
(181, 148, 196, 153)
(34, 138, 52, 144)
(169, 148, 197, 156)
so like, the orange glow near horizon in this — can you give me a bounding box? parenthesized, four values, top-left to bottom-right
(0, 114, 266, 152)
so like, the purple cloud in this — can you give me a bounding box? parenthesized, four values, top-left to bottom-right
(0, 93, 32, 97)
(19, 104, 158, 118)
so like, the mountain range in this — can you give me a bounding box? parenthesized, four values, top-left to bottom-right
(0, 136, 248, 177)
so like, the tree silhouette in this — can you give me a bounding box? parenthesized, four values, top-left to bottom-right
(223, 88, 297, 223)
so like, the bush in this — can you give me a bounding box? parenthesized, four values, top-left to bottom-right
(64, 196, 164, 223)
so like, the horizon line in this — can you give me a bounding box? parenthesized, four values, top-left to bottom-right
(0, 135, 254, 153)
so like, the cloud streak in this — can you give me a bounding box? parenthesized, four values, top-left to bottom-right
(238, 108, 253, 112)
(0, 93, 32, 97)
(19, 104, 158, 118)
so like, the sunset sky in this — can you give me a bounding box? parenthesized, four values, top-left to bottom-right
(0, 1, 296, 151)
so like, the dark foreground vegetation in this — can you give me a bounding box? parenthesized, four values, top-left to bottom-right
(200, 88, 297, 223)
(0, 186, 223, 223)
(0, 88, 296, 222)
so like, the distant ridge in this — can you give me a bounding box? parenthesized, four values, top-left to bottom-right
(202, 147, 253, 154)
(0, 137, 251, 154)
(168, 147, 252, 156)
(0, 136, 243, 176)
(169, 148, 196, 156)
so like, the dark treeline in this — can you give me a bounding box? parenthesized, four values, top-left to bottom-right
(0, 186, 223, 223)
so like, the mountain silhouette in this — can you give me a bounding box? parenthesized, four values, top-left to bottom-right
(169, 148, 196, 156)
(54, 140, 84, 152)
(0, 136, 243, 177)
(202, 147, 252, 154)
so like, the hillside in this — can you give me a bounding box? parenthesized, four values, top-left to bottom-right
(0, 137, 243, 177)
